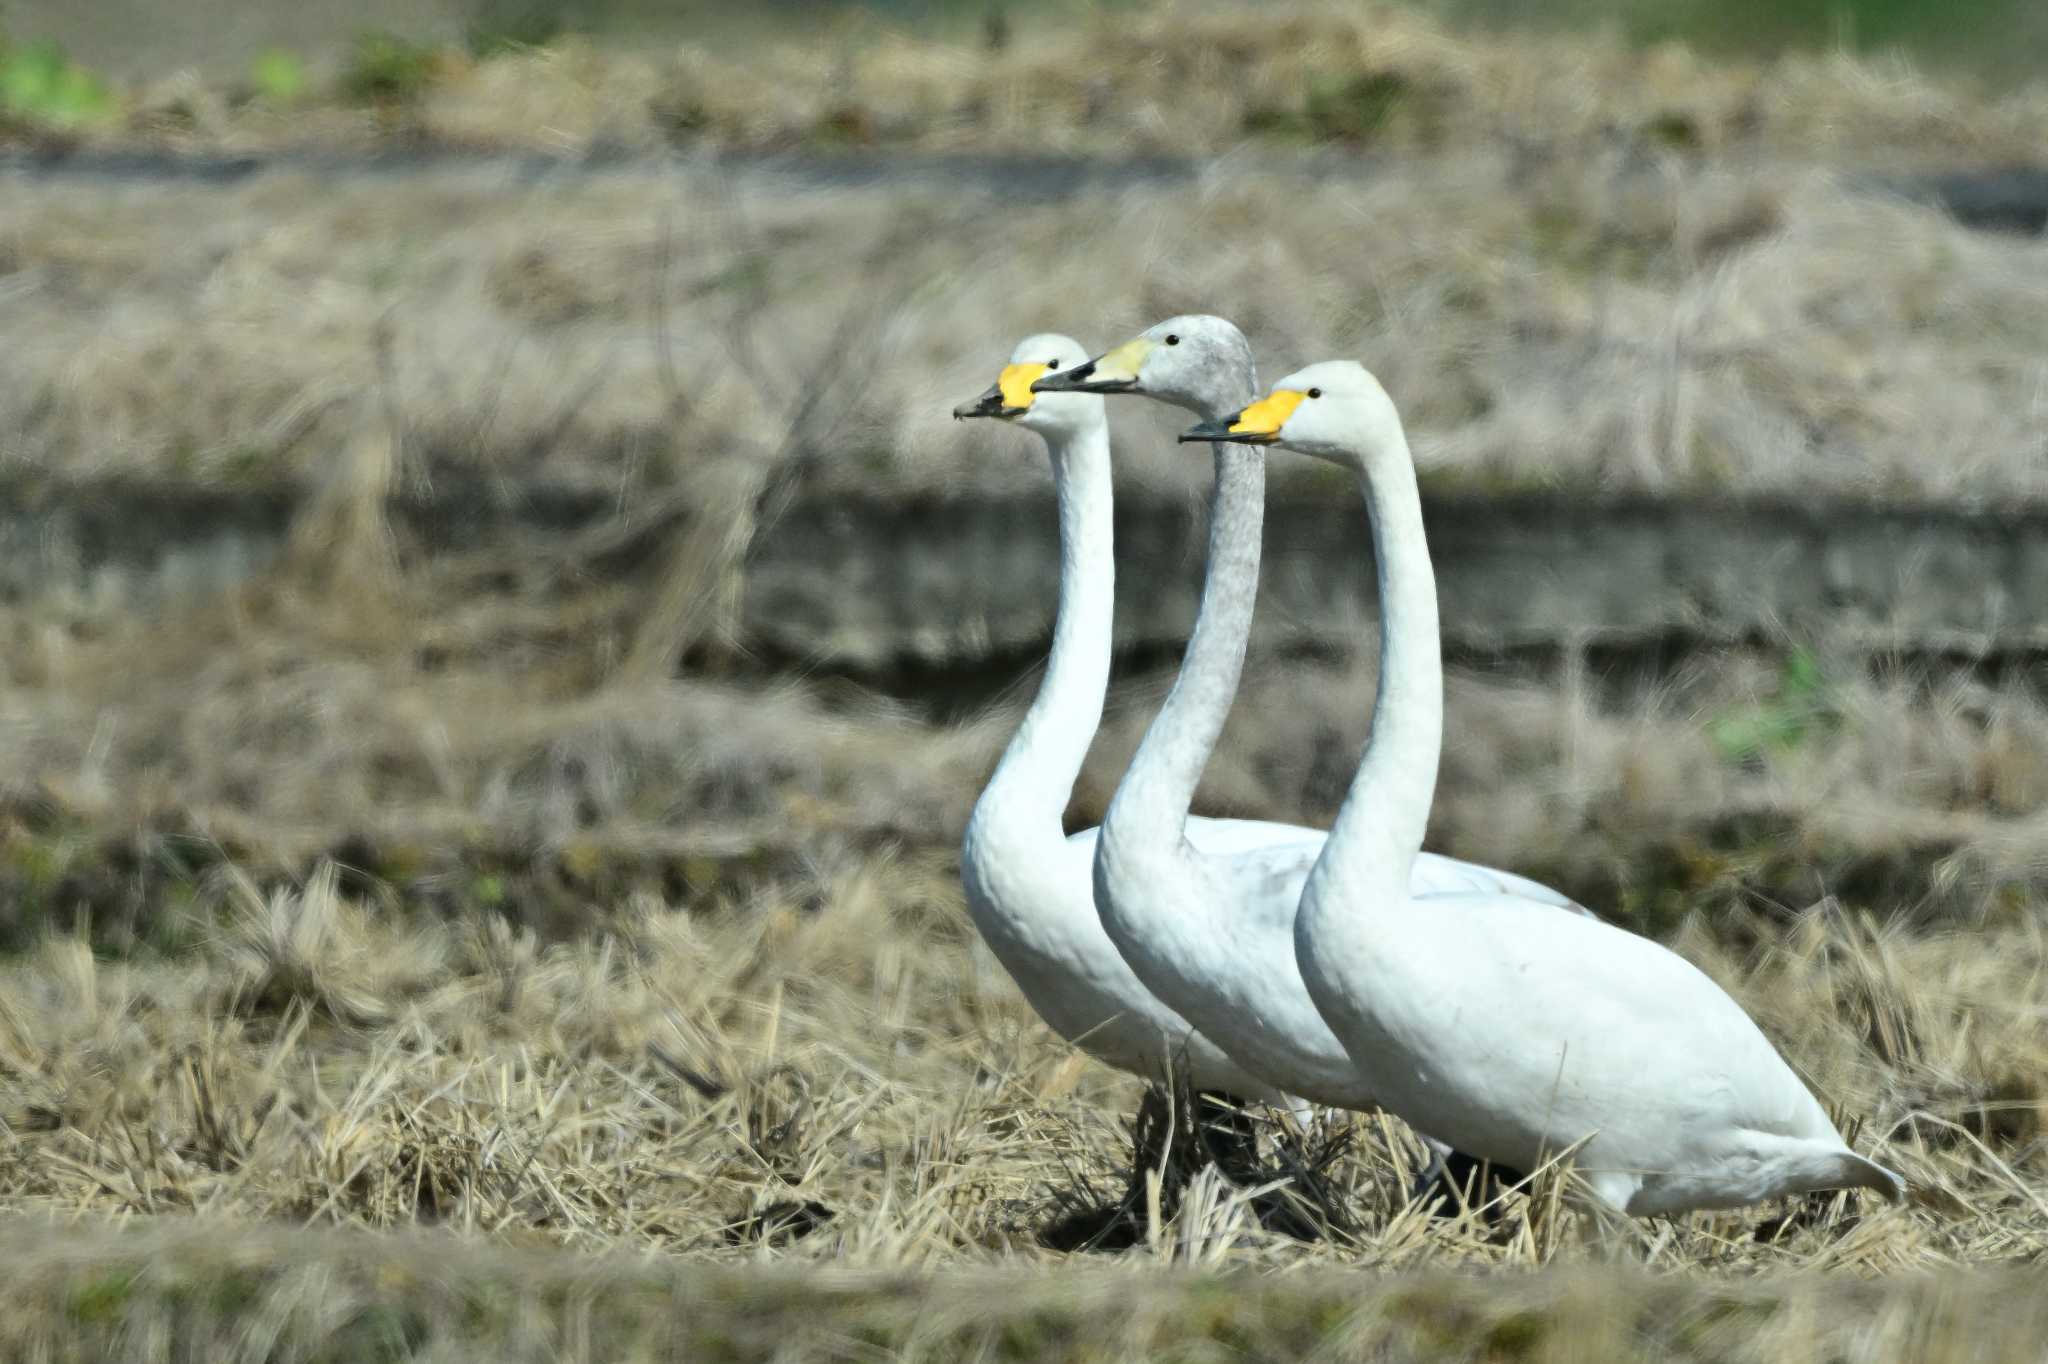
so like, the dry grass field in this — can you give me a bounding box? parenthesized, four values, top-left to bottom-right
(9, 1, 2048, 161)
(0, 847, 2045, 1359)
(7, 147, 2048, 916)
(5, 124, 2047, 507)
(4, 1, 2048, 1358)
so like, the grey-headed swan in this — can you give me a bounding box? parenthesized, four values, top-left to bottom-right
(1036, 317, 1585, 1200)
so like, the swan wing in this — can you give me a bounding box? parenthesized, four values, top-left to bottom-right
(1186, 817, 1591, 916)
(1409, 854, 1594, 917)
(1346, 893, 1876, 1181)
(1183, 815, 1323, 858)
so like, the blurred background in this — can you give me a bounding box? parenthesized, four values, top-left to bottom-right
(1, 0, 2047, 1349)
(4, 0, 2047, 930)
(11, 0, 2048, 80)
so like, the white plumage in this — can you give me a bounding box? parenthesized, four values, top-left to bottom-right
(1184, 359, 1905, 1215)
(1033, 318, 1586, 1129)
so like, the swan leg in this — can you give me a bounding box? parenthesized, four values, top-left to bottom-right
(1407, 1141, 1452, 1207)
(1478, 1159, 1530, 1206)
(1135, 1085, 1249, 1215)
(1040, 1086, 1181, 1252)
(1412, 1145, 1529, 1227)
(1193, 1091, 1262, 1181)
(1130, 1084, 1176, 1177)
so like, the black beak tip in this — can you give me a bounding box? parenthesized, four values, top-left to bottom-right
(953, 386, 1010, 420)
(1180, 418, 1242, 443)
(1034, 360, 1093, 394)
(953, 401, 1025, 420)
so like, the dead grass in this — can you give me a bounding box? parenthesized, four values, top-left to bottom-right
(13, 447, 2048, 938)
(5, 1218, 2048, 1363)
(1, 169, 2045, 933)
(0, 833, 2042, 1351)
(3, 148, 2045, 510)
(5, 402, 2048, 1351)
(5, 7, 2048, 1349)
(4, 461, 2048, 1347)
(644, 2, 2048, 164)
(32, 2, 2048, 167)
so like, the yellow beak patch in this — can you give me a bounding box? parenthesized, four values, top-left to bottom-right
(998, 362, 1050, 412)
(1089, 336, 1154, 385)
(1230, 388, 1308, 438)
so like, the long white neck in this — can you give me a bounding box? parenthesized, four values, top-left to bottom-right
(1105, 445, 1262, 840)
(1309, 436, 1442, 899)
(970, 418, 1116, 832)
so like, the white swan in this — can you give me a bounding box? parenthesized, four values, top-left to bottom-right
(1181, 360, 1905, 1216)
(1032, 317, 1586, 1190)
(950, 334, 1290, 1106)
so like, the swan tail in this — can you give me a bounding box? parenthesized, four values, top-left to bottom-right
(1816, 1147, 1907, 1202)
(1743, 1131, 1908, 1205)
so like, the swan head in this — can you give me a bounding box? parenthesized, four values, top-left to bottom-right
(1178, 360, 1404, 470)
(951, 332, 1102, 438)
(1030, 314, 1253, 417)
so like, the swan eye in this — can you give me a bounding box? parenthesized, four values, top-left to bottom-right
(1164, 334, 1180, 346)
(1307, 387, 1322, 399)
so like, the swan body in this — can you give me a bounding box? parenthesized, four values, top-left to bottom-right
(1032, 318, 1586, 1116)
(1300, 888, 1903, 1214)
(1182, 360, 1905, 1215)
(952, 334, 1284, 1098)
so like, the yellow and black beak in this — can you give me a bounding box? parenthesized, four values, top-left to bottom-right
(953, 361, 1050, 420)
(1179, 389, 1305, 445)
(1032, 336, 1150, 395)
(952, 383, 1016, 420)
